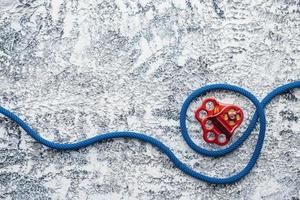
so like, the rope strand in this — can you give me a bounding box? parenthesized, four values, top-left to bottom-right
(0, 81, 299, 184)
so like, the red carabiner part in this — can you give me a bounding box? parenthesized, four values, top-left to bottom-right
(195, 98, 244, 146)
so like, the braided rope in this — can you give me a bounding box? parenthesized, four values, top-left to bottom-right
(0, 81, 299, 184)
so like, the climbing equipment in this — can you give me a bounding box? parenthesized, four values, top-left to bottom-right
(195, 98, 244, 145)
(0, 81, 299, 184)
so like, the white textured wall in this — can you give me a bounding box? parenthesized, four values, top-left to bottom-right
(0, 0, 299, 199)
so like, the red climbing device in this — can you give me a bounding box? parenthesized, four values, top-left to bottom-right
(195, 98, 244, 146)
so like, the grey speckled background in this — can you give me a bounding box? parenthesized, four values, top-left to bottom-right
(0, 0, 300, 199)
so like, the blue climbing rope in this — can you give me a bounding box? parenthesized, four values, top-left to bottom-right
(0, 81, 299, 184)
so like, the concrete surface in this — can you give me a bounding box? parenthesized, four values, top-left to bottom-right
(0, 0, 300, 199)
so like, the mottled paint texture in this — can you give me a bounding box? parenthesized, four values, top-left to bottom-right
(0, 0, 300, 199)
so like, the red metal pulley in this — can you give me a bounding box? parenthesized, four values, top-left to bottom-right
(194, 98, 244, 146)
